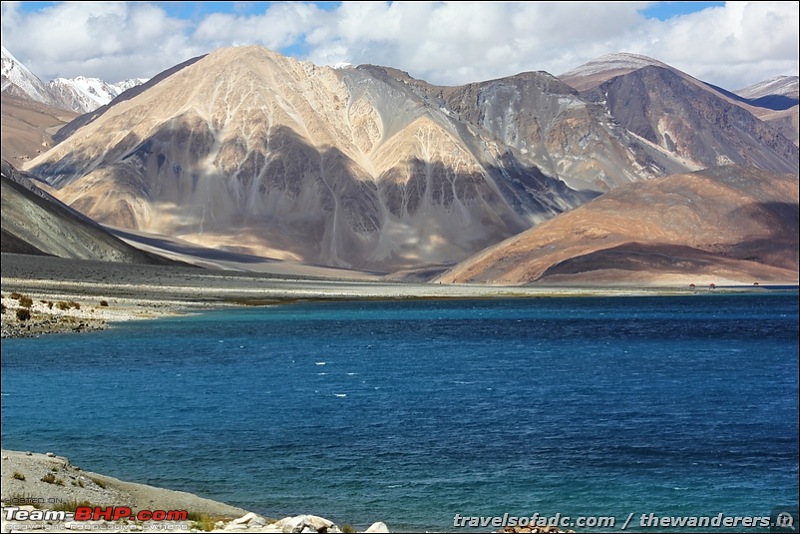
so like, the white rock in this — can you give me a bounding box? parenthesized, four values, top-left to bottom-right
(249, 516, 268, 527)
(273, 515, 305, 533)
(46, 452, 55, 457)
(306, 516, 334, 530)
(232, 512, 259, 525)
(365, 522, 390, 533)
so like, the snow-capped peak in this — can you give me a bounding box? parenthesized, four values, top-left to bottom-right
(46, 75, 148, 113)
(1, 45, 52, 104)
(3, 44, 148, 113)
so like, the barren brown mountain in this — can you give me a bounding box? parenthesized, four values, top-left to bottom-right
(16, 46, 799, 280)
(24, 46, 680, 271)
(436, 166, 799, 285)
(1, 93, 77, 167)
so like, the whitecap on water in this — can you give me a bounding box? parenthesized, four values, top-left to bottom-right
(333, 393, 347, 398)
(316, 362, 326, 366)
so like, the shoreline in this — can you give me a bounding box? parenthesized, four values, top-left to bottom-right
(2, 253, 796, 339)
(0, 449, 390, 533)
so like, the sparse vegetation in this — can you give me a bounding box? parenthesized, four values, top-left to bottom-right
(10, 291, 23, 300)
(187, 513, 218, 532)
(57, 301, 70, 310)
(12, 471, 26, 481)
(69, 300, 81, 309)
(18, 295, 33, 308)
(47, 301, 54, 309)
(40, 473, 56, 484)
(16, 308, 31, 321)
(89, 476, 107, 489)
(341, 524, 357, 533)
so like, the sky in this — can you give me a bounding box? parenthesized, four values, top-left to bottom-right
(1, 1, 798, 91)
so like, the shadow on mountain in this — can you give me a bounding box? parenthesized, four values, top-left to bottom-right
(33, 124, 588, 270)
(108, 228, 276, 264)
(583, 67, 799, 173)
(538, 200, 799, 280)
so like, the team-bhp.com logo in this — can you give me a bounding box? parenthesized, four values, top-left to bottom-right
(74, 506, 188, 522)
(4, 506, 188, 522)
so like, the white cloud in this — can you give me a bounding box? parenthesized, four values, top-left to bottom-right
(1, 1, 797, 90)
(1, 1, 199, 82)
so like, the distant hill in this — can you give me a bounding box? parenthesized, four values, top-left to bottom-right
(437, 166, 798, 285)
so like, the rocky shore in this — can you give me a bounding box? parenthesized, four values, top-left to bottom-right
(1, 450, 390, 533)
(1, 289, 211, 339)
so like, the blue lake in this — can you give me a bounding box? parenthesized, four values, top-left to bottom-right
(2, 294, 798, 531)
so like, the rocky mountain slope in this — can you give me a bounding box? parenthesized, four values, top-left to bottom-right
(16, 45, 799, 279)
(581, 66, 798, 172)
(25, 46, 683, 271)
(436, 165, 799, 285)
(1, 160, 171, 264)
(561, 53, 800, 149)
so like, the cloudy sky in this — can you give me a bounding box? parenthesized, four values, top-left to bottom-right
(1, 1, 797, 91)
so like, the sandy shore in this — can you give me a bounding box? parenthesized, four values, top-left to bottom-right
(3, 252, 780, 338)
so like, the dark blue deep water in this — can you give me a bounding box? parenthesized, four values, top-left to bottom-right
(2, 294, 798, 532)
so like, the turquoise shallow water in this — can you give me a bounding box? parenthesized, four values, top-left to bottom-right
(1, 294, 798, 532)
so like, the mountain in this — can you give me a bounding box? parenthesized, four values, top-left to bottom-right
(19, 46, 799, 277)
(732, 76, 800, 146)
(436, 165, 799, 285)
(24, 46, 682, 272)
(365, 65, 686, 191)
(1, 160, 172, 264)
(1, 45, 51, 104)
(734, 76, 800, 103)
(580, 65, 798, 173)
(1, 45, 146, 113)
(1, 93, 78, 167)
(558, 52, 671, 92)
(47, 76, 148, 113)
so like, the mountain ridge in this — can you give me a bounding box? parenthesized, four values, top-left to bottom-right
(11, 44, 800, 281)
(1, 46, 146, 113)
